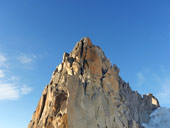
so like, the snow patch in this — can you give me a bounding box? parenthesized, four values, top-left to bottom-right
(143, 107, 170, 128)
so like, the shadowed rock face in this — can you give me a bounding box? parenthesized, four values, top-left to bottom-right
(28, 37, 160, 128)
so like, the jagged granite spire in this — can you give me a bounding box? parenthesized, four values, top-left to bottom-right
(28, 37, 160, 128)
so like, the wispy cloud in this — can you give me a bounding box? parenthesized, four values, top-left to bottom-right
(0, 83, 20, 100)
(20, 85, 32, 95)
(8, 76, 20, 82)
(136, 66, 170, 107)
(0, 53, 33, 100)
(156, 78, 170, 105)
(17, 54, 36, 64)
(0, 54, 7, 66)
(136, 72, 145, 86)
(0, 70, 5, 78)
(0, 54, 7, 63)
(0, 54, 7, 78)
(0, 83, 32, 100)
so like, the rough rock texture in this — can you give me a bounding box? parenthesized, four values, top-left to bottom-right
(28, 37, 160, 128)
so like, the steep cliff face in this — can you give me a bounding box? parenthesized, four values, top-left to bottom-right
(28, 37, 160, 128)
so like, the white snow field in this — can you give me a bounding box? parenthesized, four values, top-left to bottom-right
(142, 107, 170, 128)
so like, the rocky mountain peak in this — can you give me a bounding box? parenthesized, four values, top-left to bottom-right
(28, 38, 160, 128)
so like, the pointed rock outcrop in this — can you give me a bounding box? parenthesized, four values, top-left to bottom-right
(28, 37, 160, 128)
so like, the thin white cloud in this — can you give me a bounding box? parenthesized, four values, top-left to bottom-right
(0, 74, 33, 100)
(20, 85, 32, 95)
(8, 76, 20, 82)
(0, 54, 7, 62)
(0, 53, 33, 101)
(0, 70, 5, 78)
(136, 68, 170, 107)
(0, 83, 20, 100)
(0, 54, 7, 79)
(136, 72, 145, 86)
(0, 54, 7, 66)
(18, 54, 36, 64)
(156, 78, 170, 105)
(0, 83, 32, 100)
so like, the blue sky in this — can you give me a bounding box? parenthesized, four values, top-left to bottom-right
(0, 0, 170, 128)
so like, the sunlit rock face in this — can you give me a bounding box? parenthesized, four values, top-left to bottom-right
(28, 37, 160, 128)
